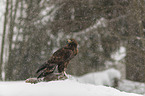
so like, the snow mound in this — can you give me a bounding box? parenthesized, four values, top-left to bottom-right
(0, 80, 142, 96)
(75, 68, 121, 86)
(119, 80, 145, 94)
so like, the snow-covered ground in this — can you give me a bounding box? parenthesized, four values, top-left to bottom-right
(75, 68, 121, 87)
(74, 68, 145, 95)
(0, 80, 143, 96)
(0, 68, 144, 96)
(119, 80, 145, 95)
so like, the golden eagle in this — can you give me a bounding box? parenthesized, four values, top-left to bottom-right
(36, 39, 78, 79)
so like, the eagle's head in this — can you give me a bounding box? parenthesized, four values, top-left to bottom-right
(67, 39, 78, 47)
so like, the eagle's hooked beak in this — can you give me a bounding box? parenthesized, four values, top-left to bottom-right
(67, 39, 72, 43)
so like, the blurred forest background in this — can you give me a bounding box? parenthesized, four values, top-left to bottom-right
(0, 0, 145, 82)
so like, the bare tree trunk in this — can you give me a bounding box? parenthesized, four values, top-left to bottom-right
(126, 0, 145, 82)
(15, 0, 23, 42)
(0, 0, 9, 80)
(8, 0, 18, 60)
(138, 0, 145, 83)
(5, 0, 19, 80)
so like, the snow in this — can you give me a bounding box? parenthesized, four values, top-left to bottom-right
(75, 68, 121, 86)
(119, 80, 145, 95)
(73, 68, 144, 95)
(111, 46, 126, 61)
(0, 80, 143, 96)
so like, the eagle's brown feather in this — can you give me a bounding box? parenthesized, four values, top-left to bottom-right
(36, 39, 78, 78)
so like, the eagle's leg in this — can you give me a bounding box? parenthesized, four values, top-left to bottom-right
(61, 71, 68, 79)
(63, 71, 68, 77)
(57, 64, 68, 79)
(55, 72, 68, 80)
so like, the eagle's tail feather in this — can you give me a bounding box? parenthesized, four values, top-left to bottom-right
(36, 63, 48, 73)
(37, 63, 57, 78)
(37, 71, 53, 78)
